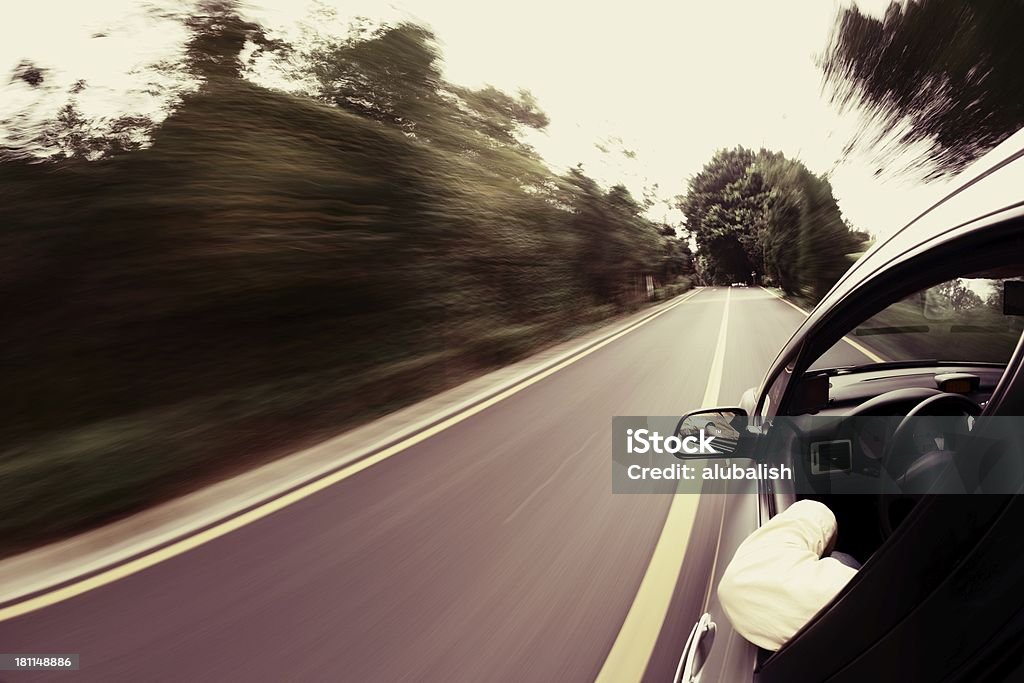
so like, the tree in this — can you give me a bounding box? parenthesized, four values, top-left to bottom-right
(299, 20, 549, 168)
(676, 147, 771, 284)
(0, 2, 691, 547)
(658, 230, 695, 281)
(448, 86, 549, 146)
(0, 0, 287, 162)
(181, 0, 289, 82)
(679, 148, 868, 298)
(0, 63, 154, 161)
(932, 279, 984, 312)
(302, 22, 443, 130)
(559, 169, 664, 301)
(821, 0, 1024, 178)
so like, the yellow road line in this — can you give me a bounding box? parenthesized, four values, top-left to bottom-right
(762, 287, 885, 363)
(594, 496, 701, 683)
(595, 287, 731, 683)
(0, 288, 704, 623)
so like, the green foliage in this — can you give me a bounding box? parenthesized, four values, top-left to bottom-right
(650, 277, 695, 302)
(676, 147, 772, 285)
(678, 147, 868, 298)
(0, 4, 686, 551)
(758, 156, 867, 300)
(560, 169, 666, 301)
(821, 0, 1024, 177)
(183, 0, 288, 81)
(303, 22, 445, 130)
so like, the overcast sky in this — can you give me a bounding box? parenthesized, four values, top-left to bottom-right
(2, 0, 956, 236)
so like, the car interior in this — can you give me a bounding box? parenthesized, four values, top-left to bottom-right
(744, 237, 1024, 680)
(765, 265, 1024, 566)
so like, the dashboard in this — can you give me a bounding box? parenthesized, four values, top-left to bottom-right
(812, 365, 1003, 416)
(779, 365, 1004, 491)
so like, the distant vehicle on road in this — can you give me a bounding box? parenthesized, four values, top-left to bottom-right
(730, 282, 747, 287)
(674, 128, 1024, 682)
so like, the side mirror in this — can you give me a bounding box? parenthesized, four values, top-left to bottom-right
(674, 408, 749, 458)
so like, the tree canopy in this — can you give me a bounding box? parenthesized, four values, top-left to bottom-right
(821, 0, 1024, 178)
(0, 1, 696, 546)
(677, 147, 867, 300)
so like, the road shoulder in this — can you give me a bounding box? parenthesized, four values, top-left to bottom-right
(0, 289, 703, 609)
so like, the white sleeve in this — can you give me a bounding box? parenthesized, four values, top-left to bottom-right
(717, 499, 858, 651)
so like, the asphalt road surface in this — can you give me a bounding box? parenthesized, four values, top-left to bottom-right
(0, 287, 874, 683)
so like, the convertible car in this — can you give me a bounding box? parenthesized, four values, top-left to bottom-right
(673, 127, 1024, 683)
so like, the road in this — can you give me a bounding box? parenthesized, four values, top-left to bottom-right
(0, 287, 874, 682)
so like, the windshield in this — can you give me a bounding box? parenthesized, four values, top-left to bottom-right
(811, 275, 1024, 371)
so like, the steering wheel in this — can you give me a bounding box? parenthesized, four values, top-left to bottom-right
(877, 392, 982, 537)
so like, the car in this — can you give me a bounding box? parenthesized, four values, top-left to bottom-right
(672, 127, 1024, 683)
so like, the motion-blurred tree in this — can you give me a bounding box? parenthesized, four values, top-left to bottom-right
(302, 22, 442, 130)
(0, 0, 690, 549)
(759, 157, 867, 300)
(299, 20, 549, 166)
(659, 231, 695, 281)
(821, 0, 1024, 177)
(559, 169, 665, 300)
(679, 147, 868, 298)
(183, 0, 289, 82)
(0, 0, 289, 161)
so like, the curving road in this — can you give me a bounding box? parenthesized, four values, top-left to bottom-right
(0, 287, 874, 682)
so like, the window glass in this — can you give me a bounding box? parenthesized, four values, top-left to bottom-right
(810, 274, 1024, 371)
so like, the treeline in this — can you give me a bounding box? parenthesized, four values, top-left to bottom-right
(678, 147, 869, 301)
(679, 0, 1024, 299)
(821, 0, 1024, 178)
(0, 4, 691, 549)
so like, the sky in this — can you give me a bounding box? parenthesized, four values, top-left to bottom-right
(1, 0, 957, 237)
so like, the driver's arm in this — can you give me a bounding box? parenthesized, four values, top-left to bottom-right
(717, 500, 858, 651)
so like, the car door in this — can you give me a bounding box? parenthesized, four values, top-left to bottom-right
(755, 492, 1024, 682)
(672, 475, 762, 683)
(692, 222, 1024, 679)
(754, 229, 1024, 681)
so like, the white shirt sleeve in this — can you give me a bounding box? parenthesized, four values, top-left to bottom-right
(717, 499, 858, 651)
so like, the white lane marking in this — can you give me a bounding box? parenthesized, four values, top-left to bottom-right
(502, 434, 596, 524)
(701, 286, 731, 406)
(595, 287, 731, 683)
(0, 290, 706, 623)
(762, 287, 885, 363)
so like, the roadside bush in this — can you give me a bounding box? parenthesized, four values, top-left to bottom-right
(0, 11, 690, 552)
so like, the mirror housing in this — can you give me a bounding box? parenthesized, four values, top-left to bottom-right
(673, 408, 750, 459)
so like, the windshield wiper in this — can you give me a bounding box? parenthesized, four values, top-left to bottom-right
(854, 325, 929, 336)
